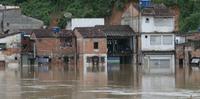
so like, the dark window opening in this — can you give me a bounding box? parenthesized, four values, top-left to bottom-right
(87, 57, 91, 63)
(15, 57, 18, 60)
(179, 59, 183, 68)
(60, 38, 72, 47)
(94, 42, 98, 49)
(145, 18, 150, 23)
(0, 43, 6, 50)
(145, 35, 148, 38)
(101, 57, 105, 63)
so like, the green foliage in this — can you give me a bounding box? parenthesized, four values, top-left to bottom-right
(153, 0, 200, 32)
(180, 13, 200, 32)
(58, 16, 68, 29)
(20, 0, 52, 25)
(3, 0, 200, 32)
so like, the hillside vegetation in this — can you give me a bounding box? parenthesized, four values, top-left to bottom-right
(1, 0, 200, 32)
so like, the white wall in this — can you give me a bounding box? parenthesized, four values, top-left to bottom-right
(0, 34, 21, 48)
(0, 33, 21, 62)
(175, 36, 186, 44)
(141, 33, 175, 51)
(70, 18, 104, 30)
(143, 54, 175, 74)
(141, 16, 175, 32)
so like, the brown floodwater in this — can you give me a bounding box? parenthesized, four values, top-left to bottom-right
(0, 63, 200, 99)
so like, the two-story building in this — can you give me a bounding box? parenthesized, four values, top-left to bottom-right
(74, 27, 107, 74)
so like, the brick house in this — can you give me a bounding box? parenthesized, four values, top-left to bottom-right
(21, 29, 75, 65)
(176, 32, 200, 67)
(74, 27, 107, 74)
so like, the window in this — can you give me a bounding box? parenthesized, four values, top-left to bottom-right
(150, 35, 161, 45)
(154, 18, 173, 26)
(60, 38, 72, 47)
(145, 18, 150, 23)
(0, 43, 6, 50)
(94, 42, 98, 49)
(163, 35, 173, 45)
(101, 57, 105, 63)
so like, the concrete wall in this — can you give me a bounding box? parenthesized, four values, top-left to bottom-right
(143, 54, 175, 74)
(121, 3, 139, 32)
(141, 33, 175, 51)
(0, 33, 21, 63)
(141, 16, 175, 32)
(69, 18, 105, 30)
(0, 9, 44, 33)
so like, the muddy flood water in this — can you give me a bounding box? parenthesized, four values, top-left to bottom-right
(0, 63, 200, 99)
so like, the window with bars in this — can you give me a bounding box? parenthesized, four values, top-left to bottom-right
(150, 35, 161, 45)
(163, 35, 173, 45)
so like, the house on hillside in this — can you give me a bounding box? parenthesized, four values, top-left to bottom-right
(141, 32, 175, 73)
(109, 3, 179, 32)
(0, 5, 44, 34)
(140, 4, 175, 32)
(139, 4, 176, 74)
(20, 29, 76, 66)
(74, 27, 107, 74)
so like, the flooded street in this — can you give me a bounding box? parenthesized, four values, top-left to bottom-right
(0, 64, 200, 99)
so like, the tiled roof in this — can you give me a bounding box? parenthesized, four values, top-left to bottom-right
(142, 4, 174, 17)
(97, 25, 135, 36)
(20, 29, 73, 38)
(74, 27, 105, 38)
(75, 25, 135, 38)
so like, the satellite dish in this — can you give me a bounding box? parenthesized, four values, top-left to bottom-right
(64, 12, 72, 18)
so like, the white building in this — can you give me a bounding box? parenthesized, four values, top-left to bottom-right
(141, 33, 175, 74)
(66, 18, 104, 30)
(140, 4, 176, 74)
(141, 33, 175, 51)
(0, 33, 21, 69)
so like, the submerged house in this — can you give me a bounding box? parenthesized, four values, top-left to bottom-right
(98, 25, 135, 64)
(74, 27, 107, 74)
(20, 29, 75, 65)
(176, 32, 200, 68)
(140, 4, 176, 74)
(0, 32, 21, 69)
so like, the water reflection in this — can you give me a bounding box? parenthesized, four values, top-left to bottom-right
(0, 61, 199, 99)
